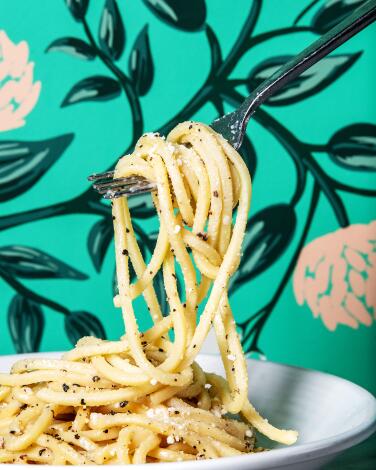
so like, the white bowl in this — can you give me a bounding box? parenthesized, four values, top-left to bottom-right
(0, 353, 375, 469)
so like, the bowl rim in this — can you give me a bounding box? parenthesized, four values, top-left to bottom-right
(0, 352, 375, 469)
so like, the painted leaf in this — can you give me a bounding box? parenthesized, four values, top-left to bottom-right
(128, 192, 156, 218)
(65, 311, 106, 345)
(239, 135, 257, 178)
(154, 270, 168, 315)
(8, 294, 44, 353)
(0, 245, 87, 280)
(328, 124, 376, 171)
(142, 0, 206, 31)
(88, 217, 113, 272)
(46, 37, 96, 60)
(235, 204, 296, 284)
(0, 135, 73, 202)
(311, 0, 367, 34)
(147, 230, 159, 247)
(113, 266, 118, 297)
(65, 0, 89, 21)
(98, 0, 125, 60)
(155, 269, 183, 316)
(128, 25, 154, 96)
(247, 54, 361, 106)
(61, 76, 121, 107)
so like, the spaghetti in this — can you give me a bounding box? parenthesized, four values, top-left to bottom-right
(0, 122, 297, 464)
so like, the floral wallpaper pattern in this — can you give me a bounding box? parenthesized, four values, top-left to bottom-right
(294, 221, 376, 330)
(0, 0, 375, 396)
(0, 0, 375, 465)
(0, 31, 41, 132)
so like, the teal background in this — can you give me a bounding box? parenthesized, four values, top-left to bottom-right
(0, 0, 375, 466)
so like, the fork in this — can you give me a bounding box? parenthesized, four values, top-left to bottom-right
(89, 0, 376, 200)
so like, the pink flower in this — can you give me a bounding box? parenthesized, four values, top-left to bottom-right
(0, 30, 41, 132)
(293, 221, 376, 331)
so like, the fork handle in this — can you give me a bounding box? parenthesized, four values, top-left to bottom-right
(238, 0, 376, 126)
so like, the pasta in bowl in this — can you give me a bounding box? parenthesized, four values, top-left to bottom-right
(0, 123, 297, 464)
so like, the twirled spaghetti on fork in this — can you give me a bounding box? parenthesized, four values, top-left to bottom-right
(0, 122, 297, 464)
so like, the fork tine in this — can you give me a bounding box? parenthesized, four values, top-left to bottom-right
(93, 176, 146, 192)
(88, 170, 115, 181)
(102, 182, 156, 199)
(89, 169, 155, 199)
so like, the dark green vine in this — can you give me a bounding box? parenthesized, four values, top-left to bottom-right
(0, 0, 375, 353)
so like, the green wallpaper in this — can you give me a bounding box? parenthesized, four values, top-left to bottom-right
(0, 0, 375, 412)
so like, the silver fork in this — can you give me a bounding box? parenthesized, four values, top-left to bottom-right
(89, 0, 376, 199)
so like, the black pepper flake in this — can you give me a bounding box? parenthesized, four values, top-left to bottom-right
(174, 410, 180, 415)
(110, 410, 115, 415)
(39, 449, 46, 457)
(197, 232, 208, 241)
(193, 344, 196, 348)
(189, 125, 192, 130)
(174, 378, 177, 382)
(158, 348, 164, 353)
(213, 190, 219, 197)
(92, 376, 100, 383)
(112, 216, 116, 220)
(62, 383, 69, 392)
(172, 308, 176, 312)
(183, 303, 186, 308)
(80, 399, 86, 406)
(74, 434, 80, 440)
(122, 249, 129, 256)
(126, 228, 130, 233)
(10, 430, 16, 435)
(119, 401, 127, 408)
(231, 367, 235, 372)
(171, 273, 176, 279)
(104, 429, 108, 434)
